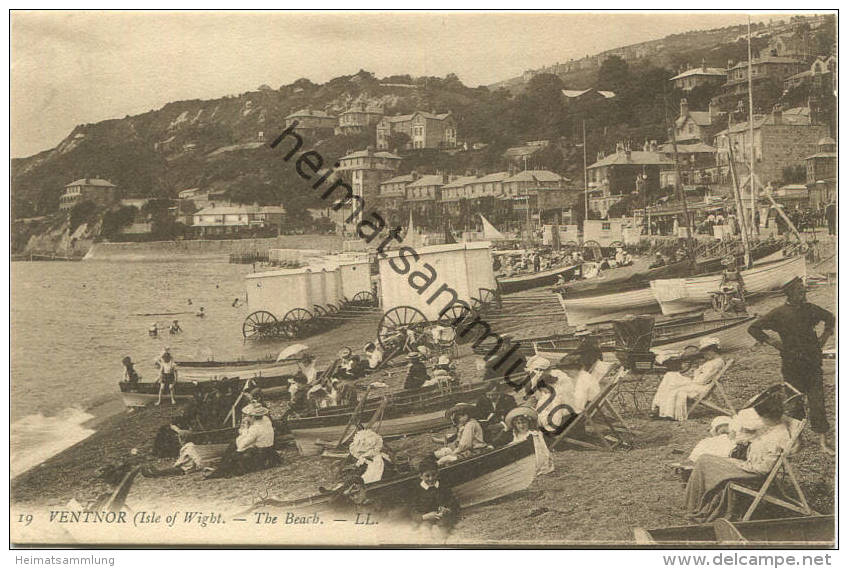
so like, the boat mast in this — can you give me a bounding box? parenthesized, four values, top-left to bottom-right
(583, 120, 589, 229)
(726, 115, 753, 268)
(666, 96, 696, 268)
(746, 17, 759, 239)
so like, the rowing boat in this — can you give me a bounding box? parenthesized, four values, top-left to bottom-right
(556, 245, 786, 326)
(633, 515, 834, 546)
(117, 375, 293, 408)
(533, 314, 756, 361)
(650, 255, 806, 316)
(497, 263, 580, 294)
(252, 438, 536, 513)
(288, 382, 492, 456)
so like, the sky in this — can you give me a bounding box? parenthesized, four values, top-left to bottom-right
(11, 11, 778, 158)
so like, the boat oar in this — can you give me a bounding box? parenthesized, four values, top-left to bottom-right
(222, 378, 253, 427)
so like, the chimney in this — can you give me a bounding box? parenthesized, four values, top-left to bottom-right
(643, 140, 650, 152)
(772, 104, 783, 125)
(727, 59, 735, 69)
(650, 140, 658, 153)
(680, 98, 689, 118)
(701, 58, 708, 72)
(708, 100, 719, 120)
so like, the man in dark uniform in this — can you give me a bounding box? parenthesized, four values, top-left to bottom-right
(748, 276, 835, 455)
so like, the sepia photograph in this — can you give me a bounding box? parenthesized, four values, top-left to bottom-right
(9, 9, 838, 549)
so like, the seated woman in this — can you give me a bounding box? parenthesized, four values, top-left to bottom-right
(423, 355, 457, 389)
(494, 407, 555, 476)
(688, 415, 735, 463)
(523, 357, 577, 436)
(572, 345, 613, 414)
(651, 338, 725, 421)
(344, 429, 397, 484)
(474, 381, 517, 443)
(403, 352, 430, 390)
(433, 403, 489, 465)
(363, 342, 384, 369)
(684, 386, 799, 522)
(203, 403, 280, 479)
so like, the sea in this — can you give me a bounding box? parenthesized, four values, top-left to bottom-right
(10, 259, 287, 478)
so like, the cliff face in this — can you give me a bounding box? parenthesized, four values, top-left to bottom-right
(17, 218, 97, 258)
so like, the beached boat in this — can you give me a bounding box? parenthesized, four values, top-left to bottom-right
(252, 438, 536, 514)
(633, 515, 834, 546)
(177, 360, 300, 382)
(533, 314, 756, 361)
(556, 244, 786, 326)
(650, 255, 806, 316)
(288, 382, 492, 456)
(117, 375, 293, 408)
(497, 263, 580, 294)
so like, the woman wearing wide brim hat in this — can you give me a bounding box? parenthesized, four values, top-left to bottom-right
(203, 400, 279, 480)
(434, 403, 488, 465)
(500, 406, 554, 475)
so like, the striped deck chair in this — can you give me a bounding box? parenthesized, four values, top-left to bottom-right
(726, 418, 814, 521)
(551, 366, 634, 451)
(684, 358, 736, 420)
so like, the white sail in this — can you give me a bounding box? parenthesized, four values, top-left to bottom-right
(480, 214, 506, 240)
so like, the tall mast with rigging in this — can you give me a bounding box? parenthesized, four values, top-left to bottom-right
(746, 17, 759, 239)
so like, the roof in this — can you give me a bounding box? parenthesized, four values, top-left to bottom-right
(715, 112, 814, 136)
(677, 111, 712, 128)
(658, 142, 717, 154)
(503, 146, 542, 159)
(805, 152, 837, 160)
(818, 136, 836, 146)
(380, 173, 416, 186)
(503, 170, 564, 183)
(670, 67, 727, 80)
(473, 171, 511, 183)
(383, 111, 451, 123)
(442, 175, 479, 189)
(728, 56, 803, 71)
(340, 149, 402, 160)
(65, 178, 116, 188)
(561, 88, 615, 99)
(194, 205, 284, 215)
(286, 108, 335, 119)
(407, 174, 446, 188)
(341, 106, 383, 115)
(587, 151, 674, 169)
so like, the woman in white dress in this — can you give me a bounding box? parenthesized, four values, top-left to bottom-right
(652, 338, 725, 421)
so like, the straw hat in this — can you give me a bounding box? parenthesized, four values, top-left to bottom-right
(721, 255, 735, 266)
(782, 276, 804, 294)
(445, 402, 476, 422)
(709, 416, 732, 436)
(438, 355, 451, 366)
(407, 351, 423, 361)
(417, 345, 431, 356)
(242, 403, 270, 417)
(338, 347, 352, 358)
(526, 356, 551, 371)
(504, 406, 539, 430)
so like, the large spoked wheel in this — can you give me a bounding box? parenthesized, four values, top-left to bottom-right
(438, 304, 475, 327)
(243, 310, 278, 339)
(377, 306, 427, 349)
(478, 287, 501, 310)
(312, 305, 328, 317)
(353, 290, 376, 306)
(283, 308, 313, 336)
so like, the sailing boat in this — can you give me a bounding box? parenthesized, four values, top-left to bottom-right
(480, 214, 506, 241)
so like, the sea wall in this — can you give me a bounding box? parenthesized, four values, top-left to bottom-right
(84, 234, 344, 261)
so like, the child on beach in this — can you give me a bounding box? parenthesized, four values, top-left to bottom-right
(122, 356, 140, 384)
(410, 456, 459, 538)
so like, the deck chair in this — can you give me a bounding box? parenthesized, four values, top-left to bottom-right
(726, 418, 814, 521)
(683, 358, 736, 420)
(551, 367, 635, 451)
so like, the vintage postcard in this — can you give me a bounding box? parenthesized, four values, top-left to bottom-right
(9, 10, 836, 548)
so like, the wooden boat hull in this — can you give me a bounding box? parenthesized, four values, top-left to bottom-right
(651, 256, 806, 316)
(497, 264, 579, 294)
(633, 515, 834, 547)
(118, 377, 291, 408)
(533, 315, 755, 361)
(179, 362, 297, 382)
(557, 287, 659, 327)
(255, 439, 537, 514)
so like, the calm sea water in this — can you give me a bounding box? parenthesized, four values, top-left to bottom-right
(10, 260, 283, 477)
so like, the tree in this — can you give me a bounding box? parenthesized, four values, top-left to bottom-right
(101, 206, 138, 239)
(69, 200, 99, 233)
(597, 56, 631, 94)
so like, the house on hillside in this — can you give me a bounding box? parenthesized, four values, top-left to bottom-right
(405, 174, 449, 226)
(59, 178, 119, 211)
(561, 88, 616, 103)
(586, 144, 673, 218)
(190, 204, 286, 237)
(335, 103, 384, 136)
(715, 56, 805, 108)
(674, 98, 722, 144)
(670, 62, 727, 91)
(783, 54, 837, 90)
(284, 108, 337, 138)
(714, 105, 828, 186)
(334, 147, 402, 227)
(805, 136, 836, 208)
(376, 111, 457, 150)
